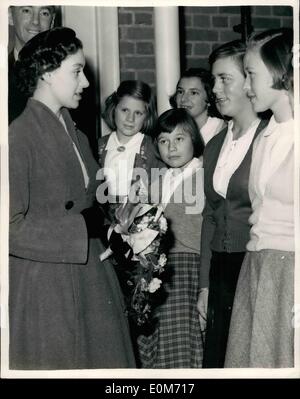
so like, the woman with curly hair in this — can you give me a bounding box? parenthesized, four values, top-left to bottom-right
(169, 68, 225, 145)
(9, 27, 136, 369)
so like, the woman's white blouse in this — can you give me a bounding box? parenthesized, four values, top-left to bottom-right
(247, 116, 294, 251)
(213, 118, 260, 198)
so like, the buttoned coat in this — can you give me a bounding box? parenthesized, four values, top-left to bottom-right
(9, 99, 136, 369)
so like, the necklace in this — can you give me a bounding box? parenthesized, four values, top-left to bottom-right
(117, 145, 126, 152)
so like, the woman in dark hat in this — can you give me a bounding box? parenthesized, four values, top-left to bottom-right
(9, 27, 136, 370)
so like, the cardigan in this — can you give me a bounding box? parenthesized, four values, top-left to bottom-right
(247, 117, 294, 252)
(199, 119, 269, 288)
(163, 159, 205, 254)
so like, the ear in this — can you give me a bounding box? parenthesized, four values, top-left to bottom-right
(8, 7, 14, 26)
(281, 73, 291, 91)
(41, 71, 53, 84)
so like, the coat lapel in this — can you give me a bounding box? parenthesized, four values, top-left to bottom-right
(61, 108, 93, 191)
(28, 100, 88, 196)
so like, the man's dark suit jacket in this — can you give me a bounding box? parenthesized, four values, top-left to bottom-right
(8, 50, 28, 124)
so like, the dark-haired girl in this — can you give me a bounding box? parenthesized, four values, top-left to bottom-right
(170, 68, 225, 145)
(138, 108, 205, 368)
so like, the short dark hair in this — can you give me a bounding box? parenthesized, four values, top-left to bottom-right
(209, 40, 247, 76)
(247, 28, 293, 91)
(169, 68, 213, 107)
(102, 80, 157, 136)
(153, 108, 204, 158)
(15, 27, 82, 96)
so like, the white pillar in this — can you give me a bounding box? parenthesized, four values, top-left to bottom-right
(96, 7, 120, 136)
(62, 6, 120, 137)
(62, 6, 101, 138)
(96, 7, 120, 107)
(154, 7, 180, 115)
(62, 6, 98, 73)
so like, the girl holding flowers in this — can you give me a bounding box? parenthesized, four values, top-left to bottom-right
(137, 108, 205, 368)
(98, 81, 165, 363)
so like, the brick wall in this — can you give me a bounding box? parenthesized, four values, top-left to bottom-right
(119, 7, 155, 84)
(118, 5, 293, 88)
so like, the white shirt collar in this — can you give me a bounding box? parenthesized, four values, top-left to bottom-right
(166, 157, 202, 183)
(263, 115, 294, 137)
(227, 118, 260, 142)
(106, 131, 144, 151)
(13, 47, 19, 61)
(182, 156, 203, 174)
(162, 157, 202, 207)
(201, 117, 224, 144)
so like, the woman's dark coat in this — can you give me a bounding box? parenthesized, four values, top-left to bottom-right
(9, 99, 136, 369)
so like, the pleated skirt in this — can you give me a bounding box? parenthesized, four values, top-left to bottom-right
(225, 249, 294, 368)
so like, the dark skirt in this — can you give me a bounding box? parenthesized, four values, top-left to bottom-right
(202, 251, 245, 368)
(9, 238, 136, 370)
(137, 252, 203, 368)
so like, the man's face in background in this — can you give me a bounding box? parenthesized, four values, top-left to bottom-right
(9, 6, 56, 52)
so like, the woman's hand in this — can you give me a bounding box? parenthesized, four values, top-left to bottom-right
(197, 287, 209, 333)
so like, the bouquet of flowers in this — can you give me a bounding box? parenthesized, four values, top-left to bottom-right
(101, 185, 168, 326)
(123, 204, 168, 326)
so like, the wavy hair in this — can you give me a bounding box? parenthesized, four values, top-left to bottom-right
(169, 68, 222, 118)
(15, 27, 83, 96)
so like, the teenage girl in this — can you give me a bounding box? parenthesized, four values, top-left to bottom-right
(197, 40, 268, 368)
(138, 108, 205, 368)
(170, 68, 225, 145)
(225, 28, 294, 368)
